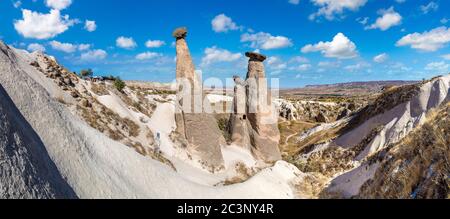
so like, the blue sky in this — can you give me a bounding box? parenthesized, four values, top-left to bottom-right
(0, 0, 449, 88)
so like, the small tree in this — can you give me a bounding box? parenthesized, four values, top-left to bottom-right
(80, 69, 93, 77)
(114, 77, 126, 92)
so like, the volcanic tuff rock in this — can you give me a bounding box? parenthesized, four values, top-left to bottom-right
(173, 28, 225, 171)
(0, 84, 77, 199)
(229, 52, 282, 163)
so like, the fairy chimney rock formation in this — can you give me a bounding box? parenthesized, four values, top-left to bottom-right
(172, 27, 225, 171)
(229, 52, 282, 163)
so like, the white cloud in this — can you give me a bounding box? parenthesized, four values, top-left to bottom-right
(309, 0, 367, 21)
(356, 17, 369, 25)
(241, 32, 293, 50)
(373, 53, 389, 63)
(84, 20, 97, 32)
(395, 0, 406, 3)
(80, 49, 107, 61)
(267, 57, 287, 70)
(288, 0, 300, 5)
(135, 52, 162, 60)
(301, 33, 358, 59)
(27, 43, 45, 52)
(442, 54, 450, 60)
(212, 14, 240, 33)
(116, 36, 137, 49)
(425, 61, 449, 73)
(49, 40, 77, 53)
(441, 18, 449, 24)
(201, 46, 242, 66)
(49, 41, 91, 53)
(13, 1, 22, 8)
(291, 64, 312, 71)
(390, 62, 411, 72)
(366, 7, 402, 31)
(396, 26, 450, 52)
(420, 1, 439, 14)
(318, 61, 341, 68)
(145, 40, 165, 48)
(78, 44, 91, 51)
(289, 56, 309, 63)
(344, 62, 371, 72)
(45, 0, 72, 10)
(14, 9, 76, 39)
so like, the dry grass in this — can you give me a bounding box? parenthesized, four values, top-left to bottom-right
(357, 102, 450, 199)
(295, 173, 330, 199)
(343, 83, 420, 134)
(222, 163, 255, 186)
(217, 117, 231, 143)
(278, 120, 317, 156)
(91, 83, 109, 96)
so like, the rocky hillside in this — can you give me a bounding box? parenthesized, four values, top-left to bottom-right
(358, 102, 449, 199)
(0, 40, 307, 199)
(0, 38, 448, 199)
(286, 74, 450, 199)
(0, 84, 77, 199)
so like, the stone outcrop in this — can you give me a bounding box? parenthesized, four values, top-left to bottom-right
(172, 27, 225, 171)
(229, 52, 282, 163)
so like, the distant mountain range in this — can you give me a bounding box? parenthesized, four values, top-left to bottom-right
(303, 80, 419, 89)
(282, 80, 420, 97)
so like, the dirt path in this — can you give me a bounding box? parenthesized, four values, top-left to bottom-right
(280, 120, 317, 152)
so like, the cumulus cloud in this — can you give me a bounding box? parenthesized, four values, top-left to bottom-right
(396, 26, 450, 52)
(84, 20, 97, 32)
(301, 33, 358, 59)
(14, 9, 77, 39)
(420, 1, 438, 14)
(373, 53, 389, 63)
(425, 61, 449, 73)
(78, 44, 91, 51)
(49, 41, 91, 53)
(442, 54, 450, 60)
(212, 14, 240, 33)
(45, 0, 72, 10)
(135, 52, 162, 60)
(366, 7, 402, 31)
(49, 40, 77, 53)
(201, 46, 242, 66)
(145, 40, 165, 48)
(116, 36, 137, 49)
(80, 49, 107, 61)
(27, 43, 45, 52)
(267, 57, 287, 71)
(241, 32, 293, 50)
(309, 0, 367, 21)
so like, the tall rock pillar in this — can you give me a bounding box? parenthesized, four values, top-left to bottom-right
(229, 52, 281, 162)
(172, 27, 225, 171)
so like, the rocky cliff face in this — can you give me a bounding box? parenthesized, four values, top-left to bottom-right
(0, 82, 77, 199)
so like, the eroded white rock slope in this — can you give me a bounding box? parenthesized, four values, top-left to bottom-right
(326, 74, 450, 198)
(0, 42, 303, 199)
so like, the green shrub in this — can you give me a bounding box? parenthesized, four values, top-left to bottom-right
(114, 77, 126, 92)
(80, 69, 93, 77)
